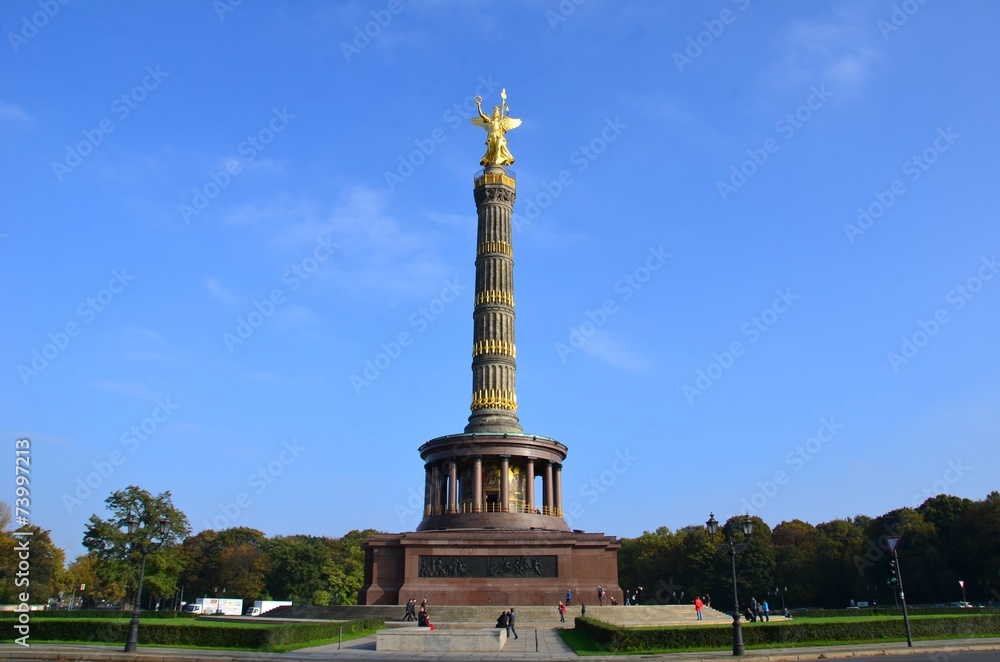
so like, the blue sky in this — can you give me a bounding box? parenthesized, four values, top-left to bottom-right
(3, 1, 998, 561)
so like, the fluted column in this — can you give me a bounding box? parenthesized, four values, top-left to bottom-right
(423, 464, 432, 517)
(553, 463, 563, 517)
(500, 456, 510, 513)
(431, 464, 441, 515)
(448, 461, 458, 514)
(466, 166, 522, 433)
(473, 456, 483, 513)
(544, 461, 554, 515)
(525, 458, 535, 514)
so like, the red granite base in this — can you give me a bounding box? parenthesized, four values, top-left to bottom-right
(359, 528, 623, 607)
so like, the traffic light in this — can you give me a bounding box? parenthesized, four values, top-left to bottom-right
(888, 559, 898, 584)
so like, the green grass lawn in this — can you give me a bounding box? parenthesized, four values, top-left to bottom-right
(560, 612, 998, 655)
(0, 616, 381, 652)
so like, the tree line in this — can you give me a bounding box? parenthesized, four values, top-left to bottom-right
(618, 492, 1000, 609)
(1, 487, 997, 610)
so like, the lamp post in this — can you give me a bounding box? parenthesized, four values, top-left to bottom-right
(123, 513, 170, 653)
(775, 586, 787, 614)
(707, 513, 753, 656)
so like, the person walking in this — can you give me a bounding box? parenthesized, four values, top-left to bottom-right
(558, 601, 566, 623)
(762, 599, 770, 622)
(507, 607, 519, 639)
(750, 597, 759, 622)
(694, 596, 704, 621)
(566, 589, 572, 606)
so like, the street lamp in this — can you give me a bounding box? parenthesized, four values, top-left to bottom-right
(707, 512, 753, 656)
(775, 586, 787, 614)
(123, 513, 170, 653)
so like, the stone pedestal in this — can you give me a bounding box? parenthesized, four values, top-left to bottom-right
(360, 528, 622, 606)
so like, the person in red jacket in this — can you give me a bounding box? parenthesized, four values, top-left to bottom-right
(694, 596, 704, 621)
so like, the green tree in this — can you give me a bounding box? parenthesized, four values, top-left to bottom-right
(772, 519, 820, 608)
(264, 535, 335, 604)
(323, 529, 376, 605)
(813, 518, 867, 608)
(0, 523, 67, 606)
(81, 486, 190, 609)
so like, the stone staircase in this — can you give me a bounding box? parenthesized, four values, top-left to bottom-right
(267, 603, 730, 627)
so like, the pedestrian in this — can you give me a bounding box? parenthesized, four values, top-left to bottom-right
(636, 586, 643, 605)
(418, 605, 430, 627)
(497, 610, 509, 629)
(402, 598, 414, 621)
(507, 607, 518, 639)
(705, 593, 711, 607)
(694, 596, 704, 621)
(566, 589, 572, 606)
(581, 603, 586, 616)
(750, 597, 759, 622)
(558, 601, 566, 623)
(762, 599, 770, 622)
(597, 586, 604, 606)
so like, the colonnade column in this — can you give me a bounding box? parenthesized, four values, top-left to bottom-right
(423, 464, 432, 517)
(431, 464, 441, 516)
(448, 461, 458, 514)
(525, 458, 535, 514)
(473, 456, 483, 513)
(499, 456, 510, 513)
(544, 461, 554, 515)
(553, 463, 563, 517)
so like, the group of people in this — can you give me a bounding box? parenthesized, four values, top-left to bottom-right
(693, 594, 779, 622)
(402, 597, 433, 629)
(495, 607, 519, 639)
(745, 597, 770, 622)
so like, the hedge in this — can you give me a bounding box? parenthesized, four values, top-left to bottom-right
(792, 607, 999, 618)
(574, 613, 1000, 652)
(15, 609, 197, 619)
(0, 617, 384, 649)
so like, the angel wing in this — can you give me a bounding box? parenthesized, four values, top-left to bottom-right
(469, 116, 492, 128)
(500, 117, 522, 131)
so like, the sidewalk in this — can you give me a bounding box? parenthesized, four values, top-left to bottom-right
(2, 632, 999, 661)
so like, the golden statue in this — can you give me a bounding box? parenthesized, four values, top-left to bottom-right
(470, 88, 521, 166)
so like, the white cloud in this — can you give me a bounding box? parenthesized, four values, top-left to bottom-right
(0, 101, 32, 122)
(206, 277, 237, 305)
(581, 330, 647, 371)
(763, 9, 878, 91)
